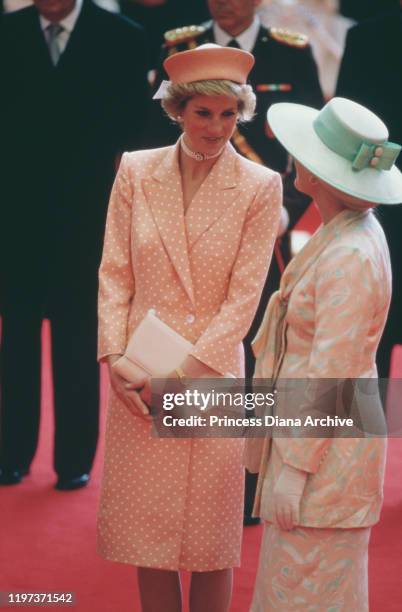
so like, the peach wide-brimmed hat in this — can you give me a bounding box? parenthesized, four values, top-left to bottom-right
(153, 43, 255, 99)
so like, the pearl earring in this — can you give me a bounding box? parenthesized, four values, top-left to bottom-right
(177, 115, 183, 122)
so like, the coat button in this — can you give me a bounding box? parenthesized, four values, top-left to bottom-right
(186, 314, 195, 324)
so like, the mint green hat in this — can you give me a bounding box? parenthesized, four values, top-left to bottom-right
(268, 97, 402, 205)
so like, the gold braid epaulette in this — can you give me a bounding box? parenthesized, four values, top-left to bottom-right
(231, 130, 284, 273)
(269, 27, 308, 48)
(231, 129, 264, 166)
(164, 25, 206, 49)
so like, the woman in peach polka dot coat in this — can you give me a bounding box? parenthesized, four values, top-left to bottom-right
(96, 45, 282, 610)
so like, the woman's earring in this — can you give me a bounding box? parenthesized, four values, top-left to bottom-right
(177, 115, 183, 122)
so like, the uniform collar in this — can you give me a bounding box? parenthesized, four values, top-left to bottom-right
(213, 15, 260, 53)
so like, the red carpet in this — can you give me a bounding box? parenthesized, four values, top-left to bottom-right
(0, 320, 401, 611)
(1, 206, 401, 611)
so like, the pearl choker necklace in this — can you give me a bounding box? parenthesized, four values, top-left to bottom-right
(180, 135, 224, 161)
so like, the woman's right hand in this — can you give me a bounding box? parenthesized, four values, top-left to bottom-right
(107, 355, 150, 418)
(272, 464, 308, 531)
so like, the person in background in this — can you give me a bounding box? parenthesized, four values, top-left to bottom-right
(0, 0, 149, 490)
(146, 0, 324, 525)
(260, 0, 353, 99)
(246, 96, 402, 611)
(97, 43, 282, 612)
(336, 1, 402, 385)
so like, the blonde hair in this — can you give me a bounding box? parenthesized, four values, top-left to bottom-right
(161, 79, 256, 122)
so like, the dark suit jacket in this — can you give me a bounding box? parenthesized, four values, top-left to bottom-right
(339, 0, 399, 21)
(0, 0, 149, 308)
(145, 23, 324, 377)
(336, 11, 402, 372)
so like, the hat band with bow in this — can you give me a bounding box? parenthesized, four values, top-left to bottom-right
(313, 104, 401, 172)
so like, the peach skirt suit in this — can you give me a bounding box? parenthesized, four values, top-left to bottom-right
(248, 210, 391, 610)
(96, 140, 282, 571)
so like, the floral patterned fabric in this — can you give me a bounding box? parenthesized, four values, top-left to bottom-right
(248, 209, 391, 609)
(248, 210, 391, 528)
(251, 523, 370, 611)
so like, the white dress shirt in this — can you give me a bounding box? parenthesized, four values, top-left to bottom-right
(39, 0, 83, 56)
(213, 15, 261, 52)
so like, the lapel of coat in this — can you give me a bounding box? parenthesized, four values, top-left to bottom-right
(142, 142, 195, 306)
(185, 142, 240, 251)
(14, 7, 55, 74)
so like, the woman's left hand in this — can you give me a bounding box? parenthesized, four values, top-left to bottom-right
(272, 464, 308, 531)
(124, 377, 152, 408)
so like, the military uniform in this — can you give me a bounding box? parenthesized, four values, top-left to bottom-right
(119, 0, 210, 68)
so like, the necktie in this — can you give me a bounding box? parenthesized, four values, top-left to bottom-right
(46, 23, 64, 65)
(227, 38, 240, 49)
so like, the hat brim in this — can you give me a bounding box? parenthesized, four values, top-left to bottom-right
(268, 103, 402, 205)
(164, 46, 254, 85)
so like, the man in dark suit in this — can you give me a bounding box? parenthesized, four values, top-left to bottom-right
(336, 4, 402, 384)
(148, 0, 324, 523)
(0, 0, 149, 489)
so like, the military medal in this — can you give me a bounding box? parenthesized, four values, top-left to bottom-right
(256, 84, 292, 92)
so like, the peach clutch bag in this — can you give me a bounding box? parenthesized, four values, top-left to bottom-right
(112, 309, 194, 379)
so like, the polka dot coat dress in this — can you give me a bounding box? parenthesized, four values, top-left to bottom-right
(97, 140, 282, 571)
